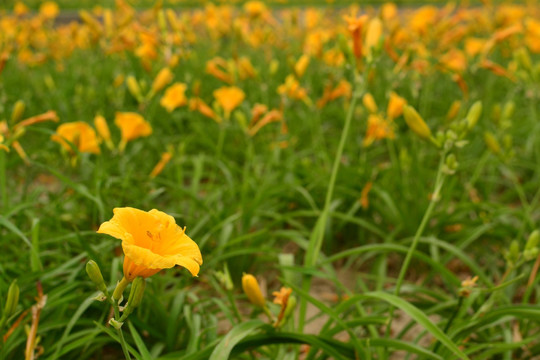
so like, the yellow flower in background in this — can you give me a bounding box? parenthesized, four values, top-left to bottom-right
(160, 83, 188, 113)
(294, 54, 310, 78)
(150, 151, 173, 178)
(362, 93, 378, 113)
(97, 207, 203, 281)
(189, 97, 219, 122)
(213, 86, 245, 118)
(150, 67, 174, 95)
(14, 1, 29, 16)
(387, 92, 406, 120)
(365, 17, 383, 57)
(51, 121, 100, 154)
(94, 115, 114, 150)
(403, 105, 432, 140)
(39, 1, 59, 19)
(242, 274, 265, 307)
(114, 112, 152, 152)
(364, 113, 395, 147)
(244, 1, 267, 18)
(277, 75, 308, 101)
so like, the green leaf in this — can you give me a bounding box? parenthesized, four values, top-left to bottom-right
(129, 321, 153, 360)
(363, 291, 470, 360)
(208, 319, 266, 360)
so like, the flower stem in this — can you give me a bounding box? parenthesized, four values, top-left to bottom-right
(112, 300, 132, 360)
(386, 152, 446, 337)
(0, 150, 7, 211)
(112, 277, 130, 303)
(297, 74, 362, 332)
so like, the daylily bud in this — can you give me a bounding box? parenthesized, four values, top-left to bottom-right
(362, 93, 378, 113)
(120, 277, 146, 321)
(403, 105, 432, 140)
(505, 240, 520, 266)
(215, 265, 233, 291)
(94, 115, 114, 150)
(109, 318, 124, 329)
(150, 67, 173, 95)
(242, 273, 265, 308)
(281, 295, 296, 327)
(445, 153, 458, 171)
(502, 101, 515, 122)
(446, 100, 461, 121)
(3, 280, 19, 317)
(524, 230, 540, 261)
(126, 76, 143, 103)
(466, 101, 482, 130)
(86, 260, 108, 294)
(484, 132, 501, 155)
(11, 100, 25, 124)
(515, 47, 532, 71)
(365, 17, 383, 58)
(270, 59, 279, 75)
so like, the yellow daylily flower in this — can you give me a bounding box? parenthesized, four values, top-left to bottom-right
(213, 86, 245, 119)
(160, 83, 188, 113)
(114, 112, 152, 152)
(51, 121, 100, 154)
(97, 207, 203, 281)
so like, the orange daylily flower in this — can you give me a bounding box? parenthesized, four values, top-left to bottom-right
(387, 92, 406, 120)
(114, 112, 152, 152)
(344, 13, 368, 60)
(206, 57, 233, 84)
(213, 86, 245, 118)
(294, 54, 310, 78)
(150, 151, 173, 178)
(150, 67, 174, 95)
(98, 207, 202, 281)
(51, 121, 100, 154)
(364, 113, 395, 147)
(94, 115, 114, 150)
(278, 75, 308, 102)
(189, 97, 219, 122)
(249, 109, 283, 137)
(39, 1, 59, 19)
(360, 181, 373, 209)
(160, 83, 188, 112)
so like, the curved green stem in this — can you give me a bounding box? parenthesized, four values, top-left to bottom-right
(386, 152, 447, 337)
(112, 301, 132, 360)
(298, 74, 362, 332)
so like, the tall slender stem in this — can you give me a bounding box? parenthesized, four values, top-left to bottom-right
(386, 152, 446, 337)
(0, 150, 7, 211)
(112, 301, 132, 360)
(298, 75, 362, 332)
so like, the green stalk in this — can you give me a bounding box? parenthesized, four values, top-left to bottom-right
(110, 277, 132, 360)
(112, 301, 132, 360)
(297, 75, 361, 332)
(0, 150, 7, 211)
(386, 152, 447, 337)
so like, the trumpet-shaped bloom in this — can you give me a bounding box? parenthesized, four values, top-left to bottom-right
(213, 86, 245, 117)
(160, 83, 188, 113)
(114, 112, 152, 151)
(51, 121, 100, 154)
(98, 207, 203, 281)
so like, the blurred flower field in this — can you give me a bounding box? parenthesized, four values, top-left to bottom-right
(1, 0, 540, 359)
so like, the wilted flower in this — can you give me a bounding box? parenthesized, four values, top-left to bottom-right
(97, 207, 203, 281)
